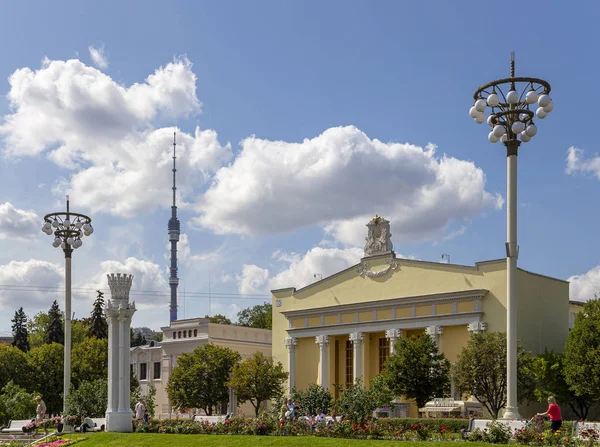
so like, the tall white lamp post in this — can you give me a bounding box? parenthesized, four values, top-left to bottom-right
(470, 53, 553, 419)
(42, 195, 93, 413)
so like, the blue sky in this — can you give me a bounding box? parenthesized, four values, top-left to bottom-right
(0, 1, 599, 331)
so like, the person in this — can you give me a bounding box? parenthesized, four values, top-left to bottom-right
(537, 396, 562, 432)
(35, 396, 46, 423)
(135, 400, 146, 421)
(316, 408, 327, 423)
(80, 415, 94, 433)
(143, 409, 149, 423)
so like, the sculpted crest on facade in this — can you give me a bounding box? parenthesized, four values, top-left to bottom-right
(358, 215, 398, 278)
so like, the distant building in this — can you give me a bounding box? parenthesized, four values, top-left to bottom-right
(133, 327, 157, 340)
(131, 318, 271, 418)
(0, 331, 12, 345)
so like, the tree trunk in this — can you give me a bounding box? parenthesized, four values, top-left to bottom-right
(253, 400, 260, 417)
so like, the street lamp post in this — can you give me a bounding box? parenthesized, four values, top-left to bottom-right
(470, 53, 553, 420)
(41, 195, 93, 413)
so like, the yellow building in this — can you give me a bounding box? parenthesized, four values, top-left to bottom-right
(131, 317, 271, 418)
(271, 216, 570, 416)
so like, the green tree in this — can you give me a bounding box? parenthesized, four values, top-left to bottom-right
(206, 314, 232, 325)
(131, 330, 146, 347)
(71, 319, 90, 346)
(291, 383, 332, 416)
(11, 307, 30, 352)
(0, 381, 38, 426)
(166, 344, 241, 416)
(533, 350, 594, 420)
(384, 334, 451, 411)
(237, 303, 272, 330)
(151, 332, 163, 342)
(27, 342, 64, 415)
(44, 300, 64, 345)
(65, 379, 108, 418)
(228, 351, 287, 417)
(564, 298, 600, 402)
(0, 344, 31, 390)
(333, 376, 394, 424)
(453, 332, 534, 419)
(71, 337, 108, 388)
(28, 311, 50, 349)
(88, 291, 108, 339)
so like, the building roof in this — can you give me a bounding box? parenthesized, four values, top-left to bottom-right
(569, 300, 586, 307)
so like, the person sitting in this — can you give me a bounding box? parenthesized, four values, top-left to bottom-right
(80, 416, 94, 433)
(316, 408, 327, 423)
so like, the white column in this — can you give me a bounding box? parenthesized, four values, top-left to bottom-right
(63, 254, 72, 413)
(315, 335, 330, 388)
(118, 315, 128, 411)
(284, 337, 297, 395)
(504, 145, 521, 420)
(385, 329, 402, 354)
(349, 332, 364, 384)
(106, 308, 120, 412)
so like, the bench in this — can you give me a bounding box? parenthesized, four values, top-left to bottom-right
(192, 415, 225, 424)
(0, 420, 33, 433)
(75, 418, 106, 433)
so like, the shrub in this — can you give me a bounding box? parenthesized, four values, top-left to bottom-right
(291, 384, 332, 416)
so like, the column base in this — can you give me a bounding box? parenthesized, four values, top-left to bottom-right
(106, 410, 133, 432)
(501, 406, 522, 420)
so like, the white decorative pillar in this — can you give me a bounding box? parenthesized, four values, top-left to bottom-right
(315, 335, 330, 388)
(105, 273, 136, 432)
(284, 337, 297, 395)
(385, 329, 402, 354)
(425, 326, 443, 350)
(349, 332, 364, 384)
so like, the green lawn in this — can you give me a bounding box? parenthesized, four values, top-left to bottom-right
(58, 433, 491, 447)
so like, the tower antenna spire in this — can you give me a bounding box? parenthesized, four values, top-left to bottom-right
(168, 129, 180, 322)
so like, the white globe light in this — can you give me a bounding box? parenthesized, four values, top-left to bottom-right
(75, 239, 83, 248)
(506, 90, 519, 105)
(87, 225, 94, 235)
(61, 242, 66, 249)
(52, 239, 61, 248)
(526, 90, 539, 104)
(84, 231, 91, 237)
(536, 107, 548, 119)
(525, 124, 537, 137)
(488, 132, 499, 143)
(543, 100, 554, 113)
(75, 221, 83, 229)
(45, 227, 53, 235)
(487, 93, 500, 107)
(487, 115, 496, 127)
(82, 223, 91, 232)
(511, 121, 525, 134)
(493, 125, 506, 138)
(469, 106, 482, 118)
(520, 131, 531, 143)
(64, 218, 70, 227)
(52, 219, 59, 228)
(67, 237, 74, 245)
(474, 114, 486, 124)
(501, 134, 508, 143)
(43, 222, 51, 230)
(475, 99, 487, 112)
(538, 94, 551, 108)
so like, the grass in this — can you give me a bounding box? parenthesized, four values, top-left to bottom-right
(56, 433, 492, 447)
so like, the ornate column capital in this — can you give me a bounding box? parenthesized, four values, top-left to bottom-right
(385, 329, 402, 340)
(107, 273, 134, 301)
(315, 335, 330, 346)
(425, 325, 443, 336)
(284, 337, 297, 349)
(349, 332, 364, 344)
(467, 321, 488, 334)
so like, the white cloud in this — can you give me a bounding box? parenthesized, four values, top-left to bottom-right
(568, 265, 600, 301)
(194, 126, 502, 244)
(88, 45, 108, 69)
(0, 259, 63, 309)
(236, 264, 269, 295)
(0, 202, 40, 240)
(566, 146, 600, 180)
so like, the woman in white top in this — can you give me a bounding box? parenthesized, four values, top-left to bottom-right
(35, 396, 46, 422)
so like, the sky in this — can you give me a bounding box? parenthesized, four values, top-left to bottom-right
(1, 1, 599, 332)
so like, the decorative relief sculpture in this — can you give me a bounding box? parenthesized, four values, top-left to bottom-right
(357, 259, 399, 278)
(364, 215, 393, 257)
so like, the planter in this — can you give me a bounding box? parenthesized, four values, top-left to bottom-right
(56, 423, 64, 433)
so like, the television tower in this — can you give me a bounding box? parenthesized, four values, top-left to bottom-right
(168, 131, 180, 322)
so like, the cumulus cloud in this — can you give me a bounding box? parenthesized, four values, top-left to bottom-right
(0, 202, 39, 240)
(195, 126, 502, 245)
(236, 264, 270, 295)
(1, 57, 231, 217)
(88, 45, 108, 69)
(569, 265, 600, 301)
(0, 259, 63, 308)
(85, 257, 168, 309)
(566, 146, 600, 180)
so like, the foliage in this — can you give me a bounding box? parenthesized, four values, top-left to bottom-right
(132, 331, 147, 347)
(65, 379, 108, 418)
(384, 334, 451, 409)
(167, 343, 241, 416)
(27, 342, 64, 415)
(0, 344, 31, 390)
(71, 337, 108, 388)
(45, 300, 65, 345)
(11, 307, 30, 352)
(228, 351, 288, 417)
(533, 350, 595, 420)
(333, 377, 394, 424)
(453, 331, 534, 419)
(206, 314, 232, 325)
(28, 311, 50, 349)
(291, 383, 332, 416)
(0, 381, 38, 426)
(466, 422, 512, 444)
(151, 332, 163, 342)
(139, 384, 157, 418)
(237, 303, 272, 330)
(88, 291, 108, 339)
(564, 297, 600, 402)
